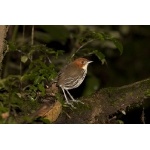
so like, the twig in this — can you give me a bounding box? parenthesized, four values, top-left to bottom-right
(71, 39, 94, 58)
(22, 26, 25, 44)
(31, 25, 34, 45)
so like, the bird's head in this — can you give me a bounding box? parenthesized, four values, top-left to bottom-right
(73, 58, 93, 70)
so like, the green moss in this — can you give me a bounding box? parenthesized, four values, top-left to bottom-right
(145, 89, 150, 97)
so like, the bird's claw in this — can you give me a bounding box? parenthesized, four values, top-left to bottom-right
(72, 100, 84, 105)
(64, 100, 84, 109)
(64, 102, 76, 109)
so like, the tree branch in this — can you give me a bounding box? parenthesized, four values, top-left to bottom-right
(55, 78, 150, 123)
(0, 25, 8, 74)
(0, 25, 9, 76)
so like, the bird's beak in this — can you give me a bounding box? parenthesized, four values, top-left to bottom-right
(88, 61, 93, 64)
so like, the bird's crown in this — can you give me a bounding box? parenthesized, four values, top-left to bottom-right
(73, 57, 93, 69)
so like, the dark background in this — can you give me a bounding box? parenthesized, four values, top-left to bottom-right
(2, 25, 150, 123)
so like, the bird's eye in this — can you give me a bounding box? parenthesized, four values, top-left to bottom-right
(81, 60, 85, 64)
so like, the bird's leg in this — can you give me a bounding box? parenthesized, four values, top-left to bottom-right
(61, 88, 76, 108)
(65, 89, 84, 104)
(65, 89, 76, 101)
(61, 88, 69, 103)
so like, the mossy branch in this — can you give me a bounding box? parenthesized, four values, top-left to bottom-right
(54, 78, 150, 123)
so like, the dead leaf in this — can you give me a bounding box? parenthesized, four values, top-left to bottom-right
(34, 101, 62, 123)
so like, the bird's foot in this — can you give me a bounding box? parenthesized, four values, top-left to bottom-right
(64, 102, 76, 109)
(72, 100, 84, 105)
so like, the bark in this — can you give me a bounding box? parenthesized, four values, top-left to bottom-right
(0, 25, 8, 76)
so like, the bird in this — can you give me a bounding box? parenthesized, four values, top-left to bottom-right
(57, 57, 93, 107)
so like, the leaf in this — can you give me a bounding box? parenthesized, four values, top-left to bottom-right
(21, 55, 28, 63)
(36, 101, 62, 123)
(93, 32, 105, 41)
(34, 76, 40, 85)
(38, 84, 45, 96)
(111, 38, 123, 55)
(86, 31, 123, 55)
(96, 33, 123, 55)
(55, 50, 64, 58)
(8, 41, 17, 51)
(93, 50, 106, 64)
(1, 112, 9, 119)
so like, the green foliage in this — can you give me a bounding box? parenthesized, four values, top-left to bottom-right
(0, 43, 63, 123)
(72, 30, 123, 64)
(0, 26, 123, 123)
(21, 55, 28, 63)
(93, 50, 106, 64)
